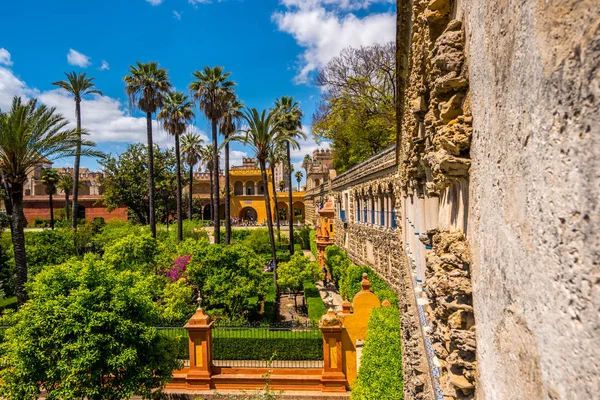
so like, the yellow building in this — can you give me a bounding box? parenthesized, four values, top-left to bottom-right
(229, 158, 305, 224)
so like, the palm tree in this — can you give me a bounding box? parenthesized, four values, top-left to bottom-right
(190, 66, 235, 244)
(40, 169, 60, 229)
(267, 145, 285, 242)
(56, 173, 74, 223)
(219, 96, 243, 244)
(274, 96, 306, 256)
(295, 170, 303, 191)
(158, 92, 195, 242)
(0, 96, 102, 306)
(124, 62, 172, 238)
(199, 144, 216, 222)
(239, 108, 284, 292)
(52, 72, 102, 230)
(181, 133, 204, 220)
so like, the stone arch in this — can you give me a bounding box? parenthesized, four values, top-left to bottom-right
(292, 201, 305, 223)
(246, 181, 255, 195)
(234, 181, 243, 195)
(239, 206, 258, 221)
(277, 201, 289, 221)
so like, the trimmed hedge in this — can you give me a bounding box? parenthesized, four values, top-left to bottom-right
(262, 274, 278, 323)
(325, 245, 398, 307)
(212, 328, 323, 361)
(351, 306, 403, 399)
(310, 230, 317, 259)
(303, 281, 327, 323)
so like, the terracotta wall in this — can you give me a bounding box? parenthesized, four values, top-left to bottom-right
(22, 197, 128, 224)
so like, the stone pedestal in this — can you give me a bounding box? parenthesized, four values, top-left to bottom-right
(319, 310, 347, 392)
(184, 307, 214, 389)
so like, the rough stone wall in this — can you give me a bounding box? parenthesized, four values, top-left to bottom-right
(465, 1, 600, 399)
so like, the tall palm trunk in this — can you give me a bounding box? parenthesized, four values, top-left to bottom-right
(10, 182, 27, 307)
(72, 100, 81, 229)
(259, 159, 278, 293)
(64, 191, 70, 223)
(175, 135, 183, 242)
(188, 164, 194, 220)
(286, 142, 294, 255)
(270, 163, 281, 242)
(146, 111, 156, 238)
(208, 166, 214, 222)
(49, 190, 54, 230)
(211, 118, 220, 244)
(224, 140, 231, 244)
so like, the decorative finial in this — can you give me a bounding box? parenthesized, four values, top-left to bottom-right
(197, 294, 203, 310)
(360, 273, 371, 292)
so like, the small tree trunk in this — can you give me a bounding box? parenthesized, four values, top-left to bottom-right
(211, 118, 220, 244)
(270, 163, 280, 243)
(64, 192, 70, 222)
(287, 142, 294, 255)
(10, 182, 28, 307)
(175, 135, 183, 242)
(188, 164, 194, 220)
(72, 100, 82, 229)
(224, 140, 231, 244)
(146, 111, 156, 238)
(260, 159, 278, 293)
(49, 190, 54, 230)
(208, 166, 214, 223)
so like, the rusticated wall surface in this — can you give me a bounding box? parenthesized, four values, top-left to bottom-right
(466, 1, 600, 399)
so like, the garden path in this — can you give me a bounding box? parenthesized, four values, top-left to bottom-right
(303, 250, 344, 313)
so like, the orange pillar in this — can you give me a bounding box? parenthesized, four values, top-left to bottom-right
(184, 306, 214, 389)
(319, 310, 347, 392)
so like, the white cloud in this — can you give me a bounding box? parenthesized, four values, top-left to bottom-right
(0, 48, 13, 66)
(67, 49, 91, 68)
(99, 60, 110, 71)
(0, 62, 208, 148)
(146, 0, 163, 5)
(173, 10, 182, 20)
(189, 0, 211, 7)
(272, 1, 395, 83)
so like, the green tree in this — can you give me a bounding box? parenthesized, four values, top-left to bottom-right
(39, 169, 59, 229)
(190, 66, 236, 244)
(158, 92, 195, 242)
(124, 62, 172, 238)
(219, 96, 243, 244)
(274, 96, 306, 256)
(102, 233, 162, 273)
(239, 108, 284, 292)
(199, 144, 216, 221)
(52, 72, 103, 229)
(295, 170, 303, 191)
(56, 173, 74, 223)
(0, 97, 101, 306)
(277, 253, 320, 308)
(313, 43, 396, 172)
(0, 257, 179, 400)
(181, 133, 204, 220)
(99, 144, 177, 225)
(160, 278, 196, 326)
(187, 244, 267, 316)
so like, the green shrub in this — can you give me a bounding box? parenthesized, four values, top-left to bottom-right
(25, 229, 76, 277)
(93, 220, 147, 250)
(278, 254, 320, 294)
(231, 229, 253, 242)
(212, 328, 322, 361)
(295, 226, 312, 250)
(309, 230, 317, 259)
(262, 274, 277, 323)
(352, 306, 403, 399)
(303, 281, 327, 323)
(241, 229, 273, 256)
(102, 234, 161, 272)
(160, 278, 196, 326)
(293, 243, 302, 253)
(325, 245, 351, 286)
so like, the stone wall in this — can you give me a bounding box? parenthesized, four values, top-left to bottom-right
(465, 1, 600, 398)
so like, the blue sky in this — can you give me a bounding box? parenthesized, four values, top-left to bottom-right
(0, 0, 395, 184)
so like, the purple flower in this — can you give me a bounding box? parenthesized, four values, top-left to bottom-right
(161, 255, 192, 282)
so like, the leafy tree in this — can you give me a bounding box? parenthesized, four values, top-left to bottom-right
(25, 229, 76, 277)
(0, 257, 179, 400)
(99, 143, 178, 225)
(52, 72, 103, 229)
(274, 96, 306, 256)
(219, 95, 243, 244)
(277, 253, 320, 308)
(160, 278, 196, 326)
(158, 92, 195, 242)
(181, 133, 204, 220)
(102, 233, 163, 273)
(56, 173, 74, 223)
(39, 169, 59, 229)
(190, 66, 236, 244)
(313, 42, 396, 172)
(267, 144, 285, 242)
(187, 244, 267, 316)
(238, 108, 285, 292)
(295, 170, 303, 190)
(0, 97, 102, 306)
(124, 62, 172, 238)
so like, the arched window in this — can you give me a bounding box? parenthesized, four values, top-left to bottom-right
(246, 181, 255, 195)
